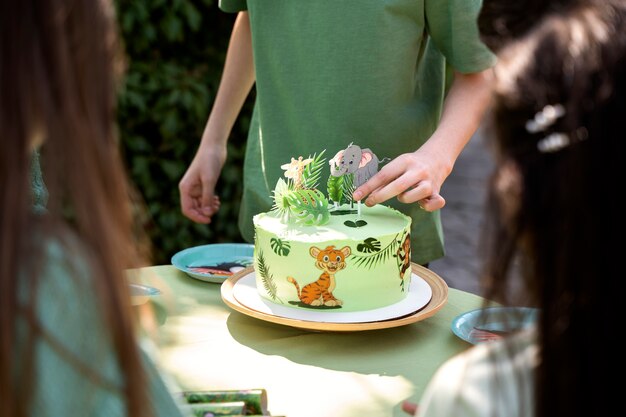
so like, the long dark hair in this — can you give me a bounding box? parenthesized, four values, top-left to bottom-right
(479, 0, 580, 52)
(0, 0, 151, 416)
(483, 1, 626, 416)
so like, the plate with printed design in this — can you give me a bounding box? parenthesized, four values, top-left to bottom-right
(171, 243, 254, 283)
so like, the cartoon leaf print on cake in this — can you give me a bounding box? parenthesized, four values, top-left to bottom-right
(270, 237, 291, 257)
(286, 189, 330, 226)
(351, 233, 401, 269)
(301, 150, 326, 190)
(344, 220, 368, 228)
(356, 237, 381, 253)
(256, 249, 283, 303)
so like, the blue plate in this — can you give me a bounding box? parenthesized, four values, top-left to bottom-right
(451, 306, 538, 344)
(171, 243, 254, 283)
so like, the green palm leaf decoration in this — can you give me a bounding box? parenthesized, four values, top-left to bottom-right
(350, 233, 401, 269)
(270, 237, 291, 256)
(286, 189, 330, 226)
(327, 174, 344, 204)
(301, 150, 326, 190)
(342, 173, 356, 204)
(256, 249, 282, 303)
(271, 178, 294, 216)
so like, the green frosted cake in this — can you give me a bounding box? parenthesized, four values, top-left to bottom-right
(252, 144, 413, 313)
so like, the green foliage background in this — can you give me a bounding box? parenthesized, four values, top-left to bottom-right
(115, 0, 253, 263)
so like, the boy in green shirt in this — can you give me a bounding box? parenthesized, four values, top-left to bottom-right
(180, 0, 496, 265)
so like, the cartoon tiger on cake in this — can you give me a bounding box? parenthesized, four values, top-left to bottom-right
(287, 245, 351, 307)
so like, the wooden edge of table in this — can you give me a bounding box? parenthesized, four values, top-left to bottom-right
(220, 263, 448, 332)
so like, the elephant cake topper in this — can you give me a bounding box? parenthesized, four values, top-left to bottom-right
(329, 143, 386, 216)
(270, 143, 387, 225)
(329, 143, 381, 188)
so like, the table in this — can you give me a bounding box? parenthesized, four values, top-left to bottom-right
(133, 265, 484, 417)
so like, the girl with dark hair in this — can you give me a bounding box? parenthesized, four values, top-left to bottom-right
(0, 1, 185, 416)
(404, 0, 626, 416)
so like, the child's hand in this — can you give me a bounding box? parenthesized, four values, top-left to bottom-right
(179, 145, 225, 224)
(352, 148, 450, 212)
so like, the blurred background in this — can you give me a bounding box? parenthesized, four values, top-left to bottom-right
(115, 0, 250, 264)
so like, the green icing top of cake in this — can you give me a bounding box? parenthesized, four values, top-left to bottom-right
(254, 204, 410, 242)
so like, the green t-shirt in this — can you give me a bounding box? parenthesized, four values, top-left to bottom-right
(219, 0, 495, 264)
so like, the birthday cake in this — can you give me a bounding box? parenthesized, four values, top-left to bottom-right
(252, 144, 413, 313)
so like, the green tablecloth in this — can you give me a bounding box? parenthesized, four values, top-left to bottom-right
(135, 265, 484, 417)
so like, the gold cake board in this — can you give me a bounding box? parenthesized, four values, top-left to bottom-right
(221, 263, 448, 332)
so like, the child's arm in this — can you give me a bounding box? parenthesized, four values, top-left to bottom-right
(179, 11, 254, 223)
(353, 68, 493, 211)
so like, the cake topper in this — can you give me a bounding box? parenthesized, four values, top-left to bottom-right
(280, 156, 314, 190)
(329, 143, 380, 188)
(271, 151, 330, 226)
(271, 144, 388, 223)
(329, 143, 386, 216)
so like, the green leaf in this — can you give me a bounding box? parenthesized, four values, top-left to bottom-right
(344, 219, 367, 228)
(351, 234, 401, 269)
(270, 238, 291, 256)
(327, 175, 344, 203)
(301, 150, 326, 190)
(256, 249, 282, 303)
(182, 2, 202, 31)
(356, 237, 381, 253)
(341, 173, 356, 203)
(161, 13, 183, 42)
(271, 178, 294, 216)
(286, 189, 330, 226)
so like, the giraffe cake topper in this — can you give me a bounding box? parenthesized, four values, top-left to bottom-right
(253, 143, 414, 313)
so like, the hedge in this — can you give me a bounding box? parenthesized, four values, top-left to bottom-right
(115, 0, 254, 264)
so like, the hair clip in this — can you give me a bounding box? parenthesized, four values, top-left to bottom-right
(537, 127, 588, 153)
(525, 104, 566, 134)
